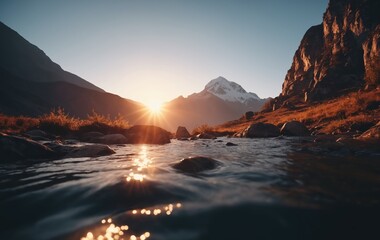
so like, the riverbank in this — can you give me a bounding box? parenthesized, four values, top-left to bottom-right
(214, 88, 380, 136)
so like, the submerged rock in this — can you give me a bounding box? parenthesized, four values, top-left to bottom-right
(226, 142, 238, 146)
(172, 156, 220, 173)
(0, 132, 55, 160)
(175, 126, 191, 139)
(241, 123, 280, 138)
(280, 121, 310, 136)
(125, 125, 171, 144)
(65, 144, 115, 158)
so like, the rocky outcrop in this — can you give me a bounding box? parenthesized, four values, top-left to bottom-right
(239, 123, 280, 138)
(268, 0, 380, 109)
(226, 142, 238, 146)
(172, 156, 220, 173)
(125, 125, 171, 144)
(0, 132, 55, 160)
(175, 126, 191, 139)
(280, 121, 310, 136)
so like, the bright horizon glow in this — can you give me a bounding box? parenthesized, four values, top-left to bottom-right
(145, 102, 163, 115)
(0, 0, 328, 104)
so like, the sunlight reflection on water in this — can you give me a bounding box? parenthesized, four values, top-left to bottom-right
(80, 145, 184, 240)
(80, 202, 182, 240)
(125, 146, 151, 183)
(2, 138, 379, 240)
(80, 219, 150, 240)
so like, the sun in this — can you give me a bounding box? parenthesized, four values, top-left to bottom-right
(146, 102, 163, 114)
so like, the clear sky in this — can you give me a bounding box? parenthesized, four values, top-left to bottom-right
(0, 0, 328, 105)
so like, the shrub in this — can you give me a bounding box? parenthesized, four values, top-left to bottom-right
(38, 108, 79, 135)
(0, 114, 38, 132)
(78, 111, 130, 134)
(0, 109, 131, 135)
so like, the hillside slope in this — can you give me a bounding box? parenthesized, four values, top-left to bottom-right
(0, 21, 146, 124)
(0, 21, 103, 92)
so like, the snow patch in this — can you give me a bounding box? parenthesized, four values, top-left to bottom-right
(205, 76, 260, 103)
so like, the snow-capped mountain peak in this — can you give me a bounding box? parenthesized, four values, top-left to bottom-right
(204, 76, 260, 103)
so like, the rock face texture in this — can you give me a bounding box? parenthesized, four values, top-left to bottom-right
(363, 25, 380, 85)
(269, 0, 380, 109)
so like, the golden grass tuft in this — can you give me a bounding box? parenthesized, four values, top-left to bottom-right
(0, 108, 130, 135)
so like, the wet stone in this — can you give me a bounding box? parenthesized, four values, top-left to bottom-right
(172, 156, 220, 173)
(226, 142, 238, 146)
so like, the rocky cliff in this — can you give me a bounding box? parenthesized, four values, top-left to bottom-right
(269, 0, 380, 110)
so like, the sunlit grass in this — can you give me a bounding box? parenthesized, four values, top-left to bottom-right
(0, 108, 130, 135)
(213, 88, 380, 134)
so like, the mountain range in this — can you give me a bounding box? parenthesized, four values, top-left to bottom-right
(0, 22, 146, 122)
(0, 21, 266, 131)
(157, 77, 267, 131)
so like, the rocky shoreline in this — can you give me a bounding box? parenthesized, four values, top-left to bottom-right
(0, 125, 171, 161)
(1, 120, 378, 162)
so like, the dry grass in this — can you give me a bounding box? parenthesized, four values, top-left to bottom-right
(0, 108, 130, 135)
(0, 115, 39, 133)
(214, 88, 380, 135)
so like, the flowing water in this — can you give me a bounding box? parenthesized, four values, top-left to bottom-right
(1, 137, 380, 240)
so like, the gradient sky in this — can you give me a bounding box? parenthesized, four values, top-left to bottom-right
(0, 0, 328, 105)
